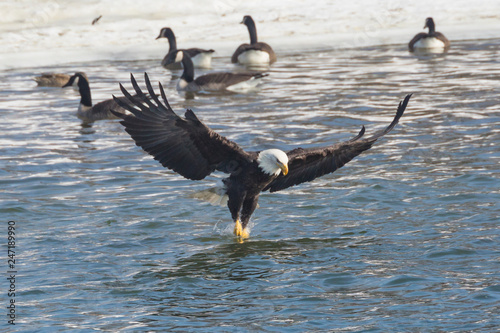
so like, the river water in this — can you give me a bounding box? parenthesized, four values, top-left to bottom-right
(1, 40, 499, 331)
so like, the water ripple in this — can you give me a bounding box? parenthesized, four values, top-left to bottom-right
(1, 40, 499, 331)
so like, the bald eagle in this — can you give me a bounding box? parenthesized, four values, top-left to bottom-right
(112, 73, 412, 239)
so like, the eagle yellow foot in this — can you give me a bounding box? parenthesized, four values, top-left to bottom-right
(233, 220, 250, 239)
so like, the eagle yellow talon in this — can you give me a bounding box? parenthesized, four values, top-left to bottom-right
(241, 227, 250, 239)
(234, 219, 243, 236)
(234, 220, 250, 239)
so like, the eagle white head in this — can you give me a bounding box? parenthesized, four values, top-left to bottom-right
(257, 149, 289, 176)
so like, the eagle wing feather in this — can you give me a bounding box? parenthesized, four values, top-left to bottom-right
(112, 73, 251, 180)
(264, 94, 412, 192)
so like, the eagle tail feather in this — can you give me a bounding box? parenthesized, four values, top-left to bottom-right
(190, 180, 228, 207)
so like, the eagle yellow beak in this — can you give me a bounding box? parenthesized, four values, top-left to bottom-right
(278, 162, 288, 176)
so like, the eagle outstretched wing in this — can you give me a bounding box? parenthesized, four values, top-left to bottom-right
(111, 73, 252, 180)
(264, 94, 412, 192)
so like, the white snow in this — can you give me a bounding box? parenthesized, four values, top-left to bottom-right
(1, 0, 500, 70)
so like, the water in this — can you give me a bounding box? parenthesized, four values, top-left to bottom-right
(1, 40, 499, 331)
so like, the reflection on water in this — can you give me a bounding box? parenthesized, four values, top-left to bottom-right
(0, 40, 499, 331)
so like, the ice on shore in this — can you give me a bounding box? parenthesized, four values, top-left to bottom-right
(1, 0, 500, 70)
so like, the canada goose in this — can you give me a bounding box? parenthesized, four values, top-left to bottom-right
(167, 50, 268, 93)
(409, 17, 450, 52)
(34, 73, 73, 87)
(156, 27, 215, 69)
(231, 15, 276, 66)
(62, 72, 127, 122)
